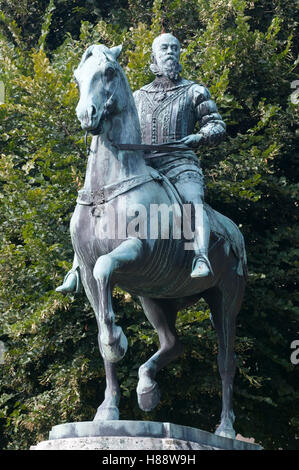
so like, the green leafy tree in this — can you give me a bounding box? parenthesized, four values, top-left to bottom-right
(0, 0, 298, 449)
(0, 0, 131, 50)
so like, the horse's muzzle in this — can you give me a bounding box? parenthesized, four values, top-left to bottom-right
(77, 104, 101, 132)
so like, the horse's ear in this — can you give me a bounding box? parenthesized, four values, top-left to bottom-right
(109, 45, 123, 60)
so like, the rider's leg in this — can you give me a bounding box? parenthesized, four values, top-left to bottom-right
(56, 253, 81, 293)
(174, 178, 212, 278)
(191, 207, 213, 278)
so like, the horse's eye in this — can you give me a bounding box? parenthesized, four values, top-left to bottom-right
(105, 67, 115, 81)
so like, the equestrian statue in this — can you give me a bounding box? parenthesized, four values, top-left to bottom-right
(56, 34, 247, 439)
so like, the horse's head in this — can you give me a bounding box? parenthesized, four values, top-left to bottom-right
(74, 44, 125, 134)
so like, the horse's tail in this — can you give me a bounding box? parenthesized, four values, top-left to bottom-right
(205, 204, 248, 280)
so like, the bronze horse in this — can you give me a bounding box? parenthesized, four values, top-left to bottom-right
(67, 44, 247, 439)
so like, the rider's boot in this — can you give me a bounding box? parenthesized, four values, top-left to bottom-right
(56, 267, 81, 293)
(190, 208, 213, 278)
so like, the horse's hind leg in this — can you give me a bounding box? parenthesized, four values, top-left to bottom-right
(203, 275, 245, 439)
(78, 263, 120, 421)
(93, 237, 144, 363)
(137, 297, 183, 412)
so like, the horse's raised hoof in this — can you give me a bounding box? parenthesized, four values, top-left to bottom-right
(93, 406, 119, 421)
(137, 381, 160, 412)
(215, 425, 236, 440)
(100, 326, 128, 363)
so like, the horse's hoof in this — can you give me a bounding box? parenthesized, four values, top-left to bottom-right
(93, 406, 119, 421)
(100, 326, 128, 363)
(215, 426, 236, 440)
(137, 381, 160, 412)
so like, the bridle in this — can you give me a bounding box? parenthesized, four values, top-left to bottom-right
(84, 68, 121, 155)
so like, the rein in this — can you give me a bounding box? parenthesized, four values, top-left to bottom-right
(115, 143, 190, 154)
(84, 136, 190, 157)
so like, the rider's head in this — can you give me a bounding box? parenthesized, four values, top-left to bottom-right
(150, 33, 182, 81)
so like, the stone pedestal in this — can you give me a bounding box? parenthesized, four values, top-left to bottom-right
(30, 420, 262, 450)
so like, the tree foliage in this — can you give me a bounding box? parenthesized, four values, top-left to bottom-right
(0, 0, 298, 450)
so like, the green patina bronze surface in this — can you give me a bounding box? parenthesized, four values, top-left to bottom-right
(56, 37, 247, 440)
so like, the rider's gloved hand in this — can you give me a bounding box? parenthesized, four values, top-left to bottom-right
(179, 134, 202, 148)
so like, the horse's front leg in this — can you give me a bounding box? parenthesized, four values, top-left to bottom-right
(76, 262, 121, 421)
(93, 358, 120, 421)
(93, 237, 144, 363)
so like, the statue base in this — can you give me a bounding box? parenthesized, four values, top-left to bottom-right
(30, 420, 262, 450)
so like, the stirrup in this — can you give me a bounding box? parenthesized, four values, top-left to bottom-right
(191, 253, 213, 278)
(56, 268, 81, 293)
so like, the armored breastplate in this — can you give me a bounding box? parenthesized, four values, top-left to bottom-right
(134, 79, 197, 145)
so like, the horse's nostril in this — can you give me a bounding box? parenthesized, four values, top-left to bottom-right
(91, 105, 96, 116)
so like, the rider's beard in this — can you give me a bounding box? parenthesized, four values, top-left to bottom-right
(150, 55, 182, 82)
(159, 57, 181, 81)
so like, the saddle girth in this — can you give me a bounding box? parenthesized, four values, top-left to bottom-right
(76, 169, 163, 207)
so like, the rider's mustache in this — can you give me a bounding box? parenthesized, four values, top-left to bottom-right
(162, 55, 177, 62)
(161, 57, 179, 69)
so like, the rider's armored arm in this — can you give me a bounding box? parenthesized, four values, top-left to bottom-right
(193, 85, 226, 146)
